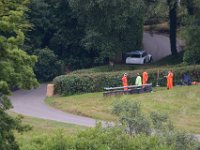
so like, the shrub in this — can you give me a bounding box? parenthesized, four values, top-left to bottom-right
(20, 125, 174, 150)
(111, 100, 200, 150)
(19, 131, 75, 150)
(75, 124, 171, 150)
(53, 65, 200, 95)
(184, 46, 200, 64)
(150, 112, 169, 127)
(42, 131, 75, 150)
(34, 48, 64, 82)
(183, 19, 200, 65)
(18, 125, 200, 150)
(64, 56, 96, 70)
(113, 100, 151, 135)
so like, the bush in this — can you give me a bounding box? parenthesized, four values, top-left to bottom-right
(74, 124, 172, 150)
(53, 65, 200, 95)
(34, 48, 64, 82)
(20, 124, 200, 150)
(183, 18, 200, 65)
(42, 131, 75, 150)
(18, 125, 172, 150)
(184, 46, 200, 64)
(113, 100, 151, 135)
(111, 100, 200, 150)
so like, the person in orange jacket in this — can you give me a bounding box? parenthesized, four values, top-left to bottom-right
(166, 71, 173, 89)
(122, 73, 128, 91)
(142, 71, 148, 85)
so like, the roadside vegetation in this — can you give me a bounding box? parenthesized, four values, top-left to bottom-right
(15, 117, 86, 150)
(46, 86, 200, 134)
(8, 112, 86, 150)
(13, 100, 200, 150)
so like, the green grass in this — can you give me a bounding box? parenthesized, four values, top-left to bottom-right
(8, 112, 86, 148)
(46, 93, 118, 122)
(71, 55, 185, 75)
(46, 86, 200, 134)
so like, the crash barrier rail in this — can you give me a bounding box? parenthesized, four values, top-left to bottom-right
(103, 83, 152, 97)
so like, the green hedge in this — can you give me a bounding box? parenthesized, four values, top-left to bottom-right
(53, 65, 200, 95)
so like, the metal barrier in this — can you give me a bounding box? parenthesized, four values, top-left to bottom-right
(103, 84, 152, 96)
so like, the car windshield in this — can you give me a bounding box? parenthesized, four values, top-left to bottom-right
(142, 52, 147, 57)
(129, 54, 141, 58)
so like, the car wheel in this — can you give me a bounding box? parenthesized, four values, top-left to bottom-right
(143, 60, 146, 64)
(149, 57, 153, 63)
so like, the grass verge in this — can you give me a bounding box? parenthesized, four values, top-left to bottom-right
(46, 86, 200, 134)
(71, 55, 185, 74)
(8, 112, 86, 148)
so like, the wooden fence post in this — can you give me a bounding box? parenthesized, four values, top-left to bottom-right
(46, 84, 54, 97)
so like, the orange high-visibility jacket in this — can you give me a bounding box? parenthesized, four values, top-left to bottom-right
(167, 72, 173, 89)
(142, 71, 148, 85)
(122, 76, 128, 91)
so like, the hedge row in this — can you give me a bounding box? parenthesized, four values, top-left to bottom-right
(53, 65, 200, 95)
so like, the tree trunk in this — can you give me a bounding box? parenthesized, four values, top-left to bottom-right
(169, 2, 178, 56)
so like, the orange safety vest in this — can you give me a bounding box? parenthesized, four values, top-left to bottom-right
(167, 72, 173, 89)
(142, 72, 148, 85)
(122, 76, 128, 91)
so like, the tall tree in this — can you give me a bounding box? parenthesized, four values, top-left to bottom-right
(0, 0, 38, 149)
(25, 0, 54, 51)
(167, 0, 178, 56)
(69, 0, 145, 61)
(0, 0, 38, 89)
(26, 0, 98, 70)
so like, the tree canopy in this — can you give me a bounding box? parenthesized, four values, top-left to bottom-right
(0, 0, 38, 91)
(0, 0, 38, 149)
(69, 0, 145, 60)
(26, 0, 145, 71)
(182, 0, 200, 64)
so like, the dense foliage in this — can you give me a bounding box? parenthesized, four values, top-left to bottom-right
(26, 0, 98, 70)
(19, 127, 200, 150)
(182, 0, 200, 64)
(25, 0, 145, 73)
(0, 0, 38, 90)
(0, 0, 38, 149)
(54, 65, 200, 95)
(34, 48, 64, 82)
(69, 0, 144, 60)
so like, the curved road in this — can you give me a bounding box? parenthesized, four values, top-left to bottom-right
(10, 84, 96, 127)
(143, 32, 183, 61)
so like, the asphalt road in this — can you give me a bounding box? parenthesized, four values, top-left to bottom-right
(9, 84, 97, 127)
(143, 32, 183, 61)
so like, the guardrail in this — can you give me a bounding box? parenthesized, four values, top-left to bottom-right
(103, 83, 152, 96)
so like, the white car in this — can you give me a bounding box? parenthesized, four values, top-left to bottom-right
(125, 50, 152, 65)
